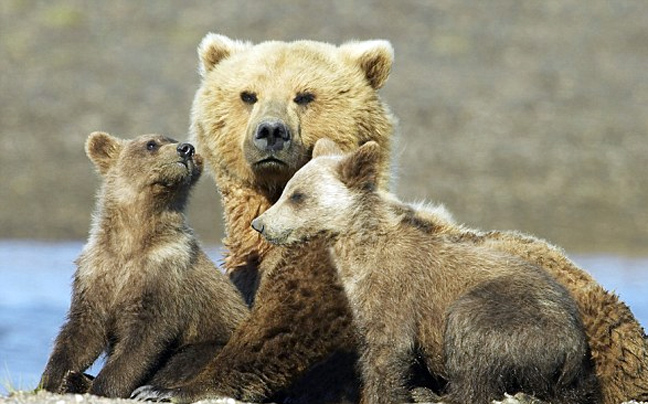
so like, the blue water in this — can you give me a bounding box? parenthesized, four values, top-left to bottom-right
(0, 241, 646, 395)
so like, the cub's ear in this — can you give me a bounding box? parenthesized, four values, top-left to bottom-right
(85, 131, 122, 175)
(338, 141, 381, 191)
(312, 138, 343, 158)
(198, 33, 252, 77)
(340, 40, 394, 89)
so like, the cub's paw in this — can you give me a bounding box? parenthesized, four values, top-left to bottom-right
(411, 386, 443, 403)
(493, 393, 547, 404)
(131, 385, 174, 402)
(60, 370, 94, 394)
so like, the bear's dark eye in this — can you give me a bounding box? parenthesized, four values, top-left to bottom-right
(289, 191, 306, 204)
(294, 92, 315, 106)
(240, 91, 258, 104)
(146, 140, 158, 151)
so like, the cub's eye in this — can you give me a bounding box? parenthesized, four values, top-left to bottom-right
(240, 91, 258, 104)
(294, 92, 315, 106)
(289, 191, 305, 204)
(146, 140, 158, 151)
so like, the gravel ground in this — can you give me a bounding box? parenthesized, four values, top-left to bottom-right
(0, 392, 251, 404)
(1, 0, 647, 253)
(1, 391, 647, 404)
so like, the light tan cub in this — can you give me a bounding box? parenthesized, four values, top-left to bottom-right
(252, 139, 600, 404)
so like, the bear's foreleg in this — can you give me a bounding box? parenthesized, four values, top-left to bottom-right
(147, 341, 227, 388)
(358, 341, 412, 404)
(133, 242, 357, 403)
(39, 301, 105, 393)
(89, 311, 180, 398)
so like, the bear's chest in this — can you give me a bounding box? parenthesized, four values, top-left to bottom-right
(77, 246, 188, 315)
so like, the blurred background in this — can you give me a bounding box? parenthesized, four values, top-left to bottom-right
(1, 0, 647, 252)
(0, 0, 647, 393)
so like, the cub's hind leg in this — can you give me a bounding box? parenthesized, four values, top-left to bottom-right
(442, 273, 600, 404)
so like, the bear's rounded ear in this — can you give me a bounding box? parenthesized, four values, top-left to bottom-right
(313, 138, 343, 158)
(198, 33, 252, 77)
(85, 131, 122, 175)
(340, 40, 394, 89)
(338, 141, 381, 191)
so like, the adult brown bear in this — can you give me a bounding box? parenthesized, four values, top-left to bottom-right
(133, 34, 648, 404)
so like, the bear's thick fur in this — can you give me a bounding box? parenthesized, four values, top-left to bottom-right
(189, 34, 397, 306)
(132, 34, 398, 404)
(450, 228, 648, 403)
(137, 34, 648, 404)
(253, 139, 601, 404)
(40, 132, 248, 398)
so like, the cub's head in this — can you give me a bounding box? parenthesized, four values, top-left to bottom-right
(251, 138, 381, 245)
(191, 33, 394, 195)
(85, 132, 203, 208)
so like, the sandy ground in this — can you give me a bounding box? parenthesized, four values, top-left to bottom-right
(1, 1, 647, 254)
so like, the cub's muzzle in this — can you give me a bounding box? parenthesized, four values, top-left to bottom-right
(251, 217, 265, 235)
(177, 142, 195, 160)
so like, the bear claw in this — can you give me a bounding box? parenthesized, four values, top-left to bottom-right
(130, 385, 174, 402)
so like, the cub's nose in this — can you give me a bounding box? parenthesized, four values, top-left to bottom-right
(254, 119, 291, 152)
(177, 143, 195, 159)
(251, 217, 265, 234)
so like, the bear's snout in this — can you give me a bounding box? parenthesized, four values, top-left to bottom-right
(251, 217, 265, 235)
(177, 143, 195, 160)
(254, 119, 291, 152)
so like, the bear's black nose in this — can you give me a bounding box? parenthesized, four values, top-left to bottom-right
(251, 217, 265, 234)
(177, 143, 195, 159)
(254, 119, 291, 152)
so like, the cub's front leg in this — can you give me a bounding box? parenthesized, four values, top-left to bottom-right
(359, 338, 413, 404)
(89, 314, 178, 398)
(39, 300, 105, 393)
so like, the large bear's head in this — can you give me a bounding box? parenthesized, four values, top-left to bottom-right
(190, 33, 395, 198)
